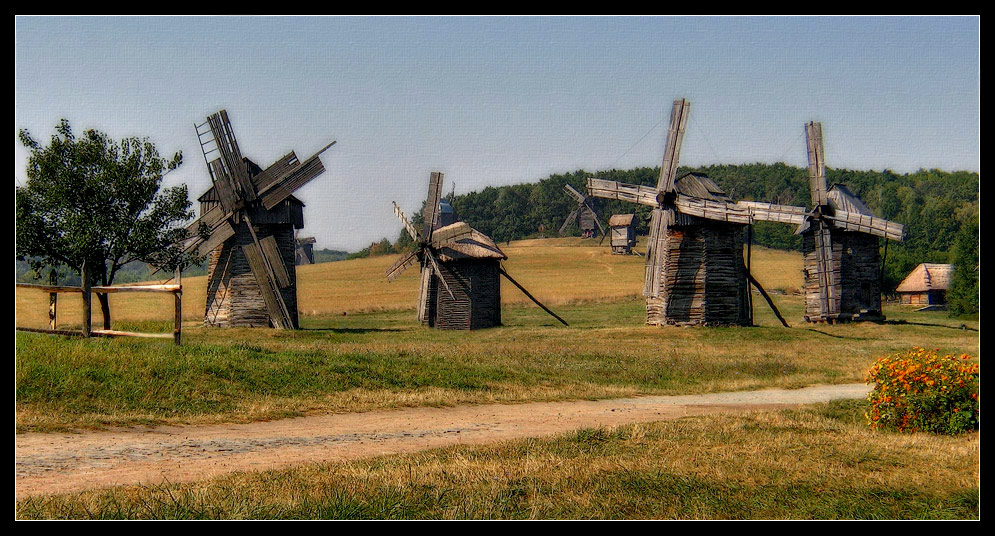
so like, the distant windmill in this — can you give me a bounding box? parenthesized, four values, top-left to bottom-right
(559, 184, 605, 239)
(183, 110, 335, 329)
(295, 232, 316, 265)
(387, 172, 568, 329)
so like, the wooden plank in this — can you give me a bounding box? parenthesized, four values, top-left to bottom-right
(259, 235, 291, 288)
(563, 184, 586, 203)
(91, 284, 182, 294)
(422, 172, 444, 241)
(806, 121, 828, 206)
(827, 210, 905, 241)
(259, 156, 325, 210)
(253, 152, 299, 192)
(393, 202, 421, 241)
(385, 250, 419, 281)
(191, 221, 236, 256)
(91, 329, 174, 339)
(15, 283, 84, 293)
(242, 242, 291, 329)
(658, 98, 690, 194)
(81, 262, 91, 338)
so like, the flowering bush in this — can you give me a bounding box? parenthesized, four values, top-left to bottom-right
(865, 347, 979, 435)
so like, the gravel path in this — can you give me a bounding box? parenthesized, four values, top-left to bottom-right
(15, 383, 871, 497)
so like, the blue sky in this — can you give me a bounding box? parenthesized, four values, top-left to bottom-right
(15, 16, 979, 252)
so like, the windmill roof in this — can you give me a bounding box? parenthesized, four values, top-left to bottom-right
(827, 184, 873, 216)
(609, 213, 636, 226)
(435, 223, 507, 261)
(895, 263, 954, 293)
(674, 173, 731, 202)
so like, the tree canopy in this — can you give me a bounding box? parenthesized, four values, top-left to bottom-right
(16, 119, 202, 325)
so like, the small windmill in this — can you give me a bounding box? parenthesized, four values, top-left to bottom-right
(295, 233, 316, 265)
(387, 172, 568, 329)
(183, 110, 335, 329)
(559, 184, 605, 239)
(588, 98, 774, 326)
(743, 122, 905, 322)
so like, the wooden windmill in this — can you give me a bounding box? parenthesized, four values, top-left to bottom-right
(183, 110, 335, 329)
(587, 98, 765, 326)
(386, 172, 568, 329)
(295, 234, 316, 265)
(559, 184, 605, 239)
(745, 122, 905, 322)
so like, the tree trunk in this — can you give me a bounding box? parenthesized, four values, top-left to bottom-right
(97, 291, 111, 330)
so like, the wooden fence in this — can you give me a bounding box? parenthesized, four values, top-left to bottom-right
(15, 273, 183, 344)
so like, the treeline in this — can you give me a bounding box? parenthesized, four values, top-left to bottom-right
(397, 163, 977, 297)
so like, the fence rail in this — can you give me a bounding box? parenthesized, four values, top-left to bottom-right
(15, 278, 183, 344)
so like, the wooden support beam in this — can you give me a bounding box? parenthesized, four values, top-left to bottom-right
(747, 272, 789, 328)
(499, 267, 568, 326)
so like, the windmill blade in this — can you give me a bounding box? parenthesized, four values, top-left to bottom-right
(586, 178, 659, 208)
(735, 201, 808, 225)
(385, 249, 420, 281)
(182, 204, 234, 255)
(241, 214, 295, 329)
(429, 221, 474, 248)
(424, 248, 455, 301)
(657, 98, 690, 194)
(644, 208, 675, 298)
(206, 110, 256, 202)
(559, 208, 581, 235)
(393, 201, 421, 241)
(422, 172, 444, 244)
(813, 221, 839, 318)
(563, 183, 587, 204)
(674, 194, 753, 224)
(258, 141, 335, 211)
(825, 210, 905, 241)
(805, 121, 828, 207)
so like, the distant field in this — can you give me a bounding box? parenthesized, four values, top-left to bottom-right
(15, 237, 802, 327)
(14, 237, 977, 432)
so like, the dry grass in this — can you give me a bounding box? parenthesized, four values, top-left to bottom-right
(15, 237, 799, 327)
(16, 401, 980, 519)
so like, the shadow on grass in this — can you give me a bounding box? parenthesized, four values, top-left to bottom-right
(300, 327, 406, 334)
(879, 320, 979, 332)
(801, 329, 873, 341)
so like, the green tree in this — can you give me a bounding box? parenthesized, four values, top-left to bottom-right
(947, 217, 979, 316)
(16, 119, 201, 329)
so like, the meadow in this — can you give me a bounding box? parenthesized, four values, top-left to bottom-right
(14, 238, 979, 519)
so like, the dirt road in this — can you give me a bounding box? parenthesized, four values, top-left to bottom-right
(16, 383, 870, 497)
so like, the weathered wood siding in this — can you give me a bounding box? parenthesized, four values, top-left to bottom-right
(646, 222, 750, 326)
(610, 225, 635, 254)
(205, 223, 299, 328)
(429, 259, 501, 330)
(802, 230, 882, 322)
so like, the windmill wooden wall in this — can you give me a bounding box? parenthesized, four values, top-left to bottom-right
(201, 190, 304, 329)
(646, 219, 751, 326)
(801, 229, 882, 322)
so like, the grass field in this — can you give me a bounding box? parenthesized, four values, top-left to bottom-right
(14, 237, 979, 519)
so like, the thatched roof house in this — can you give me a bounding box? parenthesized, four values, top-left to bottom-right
(895, 263, 954, 306)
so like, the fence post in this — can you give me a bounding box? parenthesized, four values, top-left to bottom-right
(48, 270, 57, 331)
(174, 266, 182, 345)
(81, 261, 91, 338)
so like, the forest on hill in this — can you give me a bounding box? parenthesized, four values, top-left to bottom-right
(390, 163, 978, 296)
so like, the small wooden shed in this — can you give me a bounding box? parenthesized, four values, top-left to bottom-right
(421, 223, 508, 330)
(895, 263, 953, 306)
(608, 214, 636, 254)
